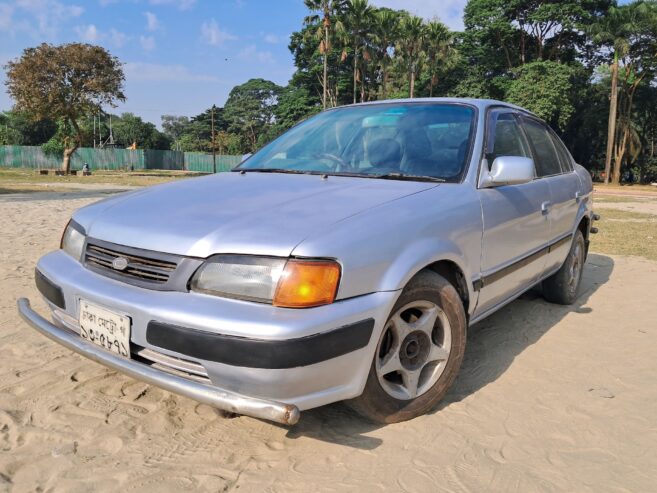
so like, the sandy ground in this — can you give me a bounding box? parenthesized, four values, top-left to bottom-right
(1, 190, 657, 493)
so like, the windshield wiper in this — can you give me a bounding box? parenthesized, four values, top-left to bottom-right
(232, 168, 316, 175)
(372, 173, 446, 183)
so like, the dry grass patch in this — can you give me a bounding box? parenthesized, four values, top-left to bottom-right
(593, 195, 655, 204)
(0, 168, 203, 191)
(590, 208, 657, 261)
(594, 183, 657, 194)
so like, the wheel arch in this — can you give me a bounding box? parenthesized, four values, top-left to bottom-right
(424, 260, 470, 316)
(576, 213, 591, 258)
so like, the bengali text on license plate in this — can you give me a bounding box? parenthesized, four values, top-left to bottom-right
(79, 300, 131, 358)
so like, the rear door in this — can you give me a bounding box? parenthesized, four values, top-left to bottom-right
(475, 109, 551, 317)
(520, 117, 580, 274)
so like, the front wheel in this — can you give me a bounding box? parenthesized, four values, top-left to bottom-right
(346, 270, 467, 424)
(542, 229, 586, 305)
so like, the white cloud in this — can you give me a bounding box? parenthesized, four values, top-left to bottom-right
(238, 44, 274, 64)
(145, 11, 159, 31)
(140, 35, 156, 51)
(6, 0, 84, 38)
(124, 62, 222, 82)
(72, 24, 128, 47)
(200, 19, 237, 47)
(370, 0, 466, 31)
(263, 33, 283, 44)
(149, 0, 195, 10)
(109, 28, 129, 48)
(74, 23, 100, 42)
(0, 3, 15, 31)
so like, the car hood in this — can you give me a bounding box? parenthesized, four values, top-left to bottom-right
(74, 172, 438, 258)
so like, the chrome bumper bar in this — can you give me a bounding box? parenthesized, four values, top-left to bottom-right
(16, 298, 300, 425)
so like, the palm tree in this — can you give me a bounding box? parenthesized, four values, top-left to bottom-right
(372, 8, 400, 99)
(397, 15, 425, 98)
(304, 0, 347, 109)
(345, 0, 374, 104)
(424, 21, 455, 97)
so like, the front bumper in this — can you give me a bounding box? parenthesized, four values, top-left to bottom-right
(27, 250, 399, 417)
(17, 298, 300, 425)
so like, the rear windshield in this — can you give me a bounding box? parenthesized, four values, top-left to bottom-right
(237, 103, 476, 182)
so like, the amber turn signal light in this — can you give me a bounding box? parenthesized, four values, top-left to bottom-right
(273, 259, 341, 308)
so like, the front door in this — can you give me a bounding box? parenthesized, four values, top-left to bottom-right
(474, 110, 551, 317)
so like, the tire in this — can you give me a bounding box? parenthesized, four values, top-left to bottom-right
(542, 229, 586, 305)
(346, 270, 467, 424)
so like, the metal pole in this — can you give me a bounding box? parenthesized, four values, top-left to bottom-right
(93, 115, 96, 148)
(211, 104, 216, 174)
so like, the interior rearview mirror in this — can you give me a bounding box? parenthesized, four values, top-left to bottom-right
(482, 156, 535, 187)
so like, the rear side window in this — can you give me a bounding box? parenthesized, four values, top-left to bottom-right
(549, 131, 574, 172)
(522, 119, 562, 177)
(488, 112, 530, 163)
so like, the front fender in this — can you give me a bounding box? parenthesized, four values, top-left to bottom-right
(377, 238, 477, 315)
(292, 185, 483, 314)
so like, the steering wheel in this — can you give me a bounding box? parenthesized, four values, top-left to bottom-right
(317, 153, 354, 173)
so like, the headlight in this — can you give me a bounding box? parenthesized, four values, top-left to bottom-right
(190, 256, 341, 308)
(60, 221, 86, 261)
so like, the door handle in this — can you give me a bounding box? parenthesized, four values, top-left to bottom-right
(541, 201, 552, 215)
(575, 191, 582, 203)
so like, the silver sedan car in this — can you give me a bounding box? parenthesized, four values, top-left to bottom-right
(19, 98, 596, 425)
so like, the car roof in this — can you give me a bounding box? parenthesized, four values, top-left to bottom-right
(343, 97, 535, 116)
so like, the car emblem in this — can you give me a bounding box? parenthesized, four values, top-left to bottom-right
(112, 257, 129, 271)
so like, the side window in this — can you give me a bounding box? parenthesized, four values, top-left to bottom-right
(522, 119, 562, 177)
(549, 131, 574, 172)
(487, 112, 530, 164)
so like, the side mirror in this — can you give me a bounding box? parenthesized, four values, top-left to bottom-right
(241, 153, 252, 163)
(483, 156, 535, 187)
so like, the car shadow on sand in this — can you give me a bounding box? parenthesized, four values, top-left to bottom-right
(279, 253, 614, 450)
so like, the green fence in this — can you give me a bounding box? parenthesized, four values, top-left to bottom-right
(0, 145, 241, 172)
(183, 153, 242, 173)
(73, 147, 144, 170)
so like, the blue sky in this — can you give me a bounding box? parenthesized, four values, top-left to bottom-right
(0, 0, 467, 125)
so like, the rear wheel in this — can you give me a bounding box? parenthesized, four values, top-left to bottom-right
(347, 270, 467, 424)
(543, 229, 586, 305)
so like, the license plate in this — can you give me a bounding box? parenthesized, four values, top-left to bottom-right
(79, 300, 131, 358)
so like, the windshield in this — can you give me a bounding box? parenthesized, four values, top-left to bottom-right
(236, 103, 476, 182)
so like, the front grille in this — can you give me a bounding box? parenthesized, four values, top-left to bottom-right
(85, 243, 177, 284)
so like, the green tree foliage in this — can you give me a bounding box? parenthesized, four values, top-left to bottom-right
(0, 111, 57, 145)
(506, 61, 581, 130)
(161, 115, 190, 150)
(111, 113, 171, 150)
(4, 43, 125, 172)
(223, 79, 283, 152)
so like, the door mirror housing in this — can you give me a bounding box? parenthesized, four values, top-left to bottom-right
(481, 156, 535, 187)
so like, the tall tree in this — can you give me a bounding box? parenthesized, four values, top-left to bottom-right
(373, 8, 401, 99)
(161, 115, 190, 150)
(590, 1, 657, 183)
(223, 79, 282, 152)
(397, 14, 425, 98)
(424, 21, 456, 97)
(304, 0, 347, 109)
(4, 43, 125, 172)
(345, 0, 374, 103)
